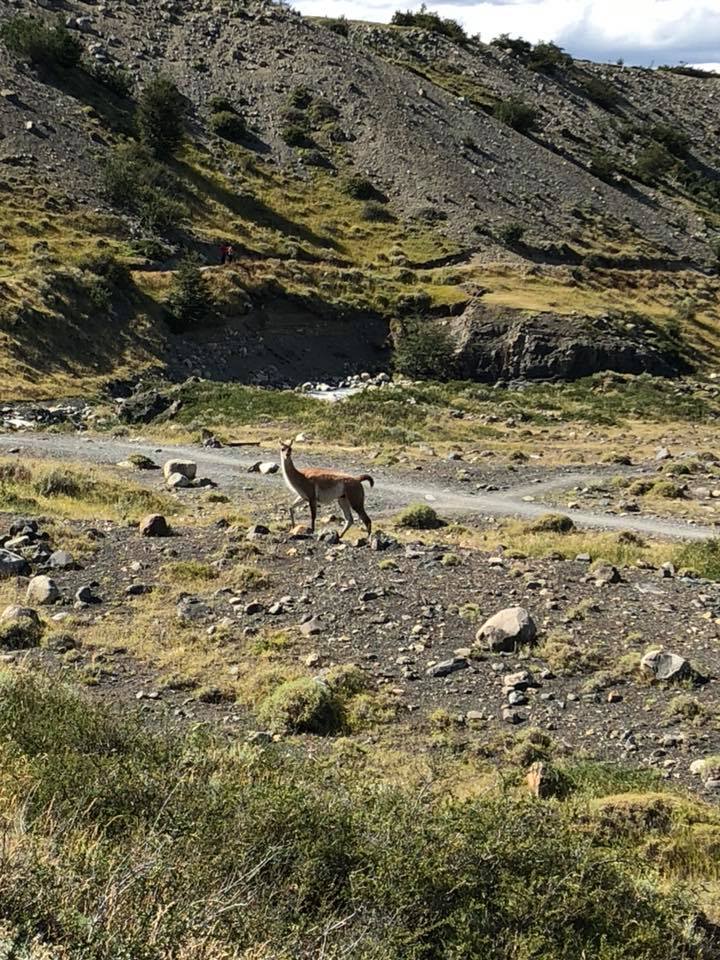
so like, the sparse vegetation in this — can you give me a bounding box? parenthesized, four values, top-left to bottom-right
(209, 109, 246, 141)
(493, 96, 538, 133)
(0, 14, 82, 70)
(391, 4, 467, 42)
(0, 670, 715, 960)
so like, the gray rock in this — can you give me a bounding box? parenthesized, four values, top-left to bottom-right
(139, 514, 170, 537)
(476, 606, 537, 652)
(300, 617, 322, 636)
(26, 575, 59, 605)
(426, 656, 469, 678)
(640, 649, 695, 683)
(49, 549, 76, 570)
(166, 472, 191, 489)
(0, 604, 40, 625)
(593, 564, 621, 585)
(501, 706, 526, 724)
(259, 462, 279, 475)
(163, 459, 197, 480)
(75, 585, 101, 604)
(0, 549, 31, 578)
(244, 602, 266, 615)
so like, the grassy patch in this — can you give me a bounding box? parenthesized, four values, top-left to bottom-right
(0, 669, 716, 958)
(0, 458, 174, 522)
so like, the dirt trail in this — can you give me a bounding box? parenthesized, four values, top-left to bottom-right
(0, 433, 715, 541)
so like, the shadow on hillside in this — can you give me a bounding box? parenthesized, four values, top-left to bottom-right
(172, 158, 341, 254)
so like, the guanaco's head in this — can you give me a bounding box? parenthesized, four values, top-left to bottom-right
(279, 438, 294, 463)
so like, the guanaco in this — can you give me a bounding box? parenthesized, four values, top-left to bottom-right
(279, 439, 374, 537)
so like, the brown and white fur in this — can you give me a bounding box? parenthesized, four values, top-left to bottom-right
(279, 439, 374, 537)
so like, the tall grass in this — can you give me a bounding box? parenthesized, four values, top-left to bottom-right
(0, 670, 714, 959)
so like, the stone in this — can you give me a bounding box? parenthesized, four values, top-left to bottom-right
(26, 575, 59, 605)
(259, 462, 279, 475)
(593, 564, 621, 585)
(503, 670, 533, 690)
(476, 606, 537, 652)
(139, 514, 170, 537)
(507, 690, 527, 706)
(75, 585, 101, 604)
(0, 604, 40, 625)
(244, 601, 266, 615)
(289, 525, 313, 539)
(0, 549, 30, 578)
(163, 459, 197, 481)
(640, 649, 695, 684)
(426, 657, 469, 678)
(247, 524, 270, 538)
(526, 761, 553, 798)
(299, 617, 322, 636)
(655, 447, 671, 461)
(126, 583, 152, 596)
(48, 549, 76, 570)
(502, 706, 526, 724)
(166, 472, 191, 489)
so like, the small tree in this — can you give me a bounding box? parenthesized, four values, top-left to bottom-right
(635, 142, 675, 183)
(393, 319, 457, 381)
(167, 257, 214, 331)
(137, 74, 186, 155)
(493, 97, 538, 134)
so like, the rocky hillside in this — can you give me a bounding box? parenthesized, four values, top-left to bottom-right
(0, 0, 719, 394)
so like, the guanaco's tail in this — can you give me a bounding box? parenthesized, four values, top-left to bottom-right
(358, 474, 374, 488)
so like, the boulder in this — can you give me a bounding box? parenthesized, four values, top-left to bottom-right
(640, 649, 696, 683)
(139, 514, 171, 537)
(162, 459, 197, 481)
(166, 472, 191, 489)
(476, 606, 537, 652)
(48, 549, 76, 570)
(259, 462, 279, 475)
(0, 605, 42, 649)
(0, 548, 31, 578)
(26, 575, 59, 605)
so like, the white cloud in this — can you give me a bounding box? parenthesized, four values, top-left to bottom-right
(292, 0, 720, 66)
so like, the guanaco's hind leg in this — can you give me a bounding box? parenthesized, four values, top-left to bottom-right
(308, 495, 317, 533)
(347, 483, 372, 535)
(338, 495, 354, 538)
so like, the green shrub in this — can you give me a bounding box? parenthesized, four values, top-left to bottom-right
(528, 41, 573, 73)
(167, 256, 215, 332)
(673, 539, 720, 580)
(361, 200, 394, 222)
(493, 97, 538, 133)
(324, 16, 349, 36)
(208, 95, 235, 113)
(0, 15, 82, 69)
(590, 150, 620, 182)
(393, 318, 457, 380)
(497, 222, 526, 246)
(103, 143, 187, 233)
(34, 468, 89, 498)
(645, 123, 690, 157)
(209, 110, 246, 140)
(288, 85, 314, 109)
(580, 75, 620, 108)
(528, 513, 575, 533)
(136, 74, 186, 155)
(635, 142, 675, 183)
(281, 123, 314, 148)
(490, 34, 532, 60)
(309, 97, 339, 123)
(258, 677, 341, 734)
(391, 4, 467, 42)
(343, 175, 384, 201)
(395, 503, 444, 529)
(77, 252, 131, 288)
(86, 61, 133, 97)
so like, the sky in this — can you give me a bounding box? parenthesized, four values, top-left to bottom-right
(291, 0, 720, 68)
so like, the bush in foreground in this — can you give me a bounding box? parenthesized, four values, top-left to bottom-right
(395, 503, 444, 529)
(0, 671, 713, 958)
